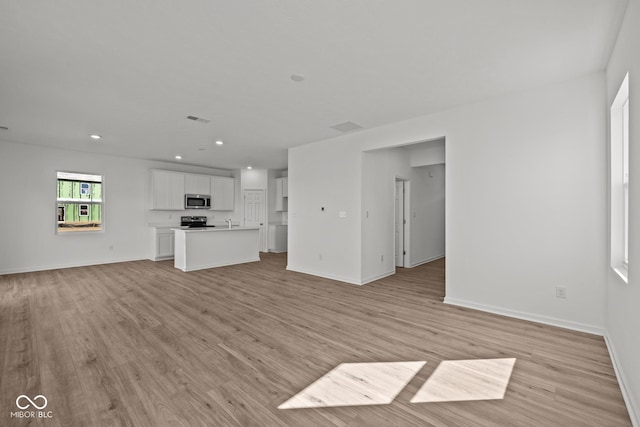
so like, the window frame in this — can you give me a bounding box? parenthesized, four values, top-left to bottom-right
(610, 72, 629, 282)
(56, 171, 105, 234)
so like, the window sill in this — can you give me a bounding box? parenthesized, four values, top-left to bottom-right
(612, 265, 629, 284)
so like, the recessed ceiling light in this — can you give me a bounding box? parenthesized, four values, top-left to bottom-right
(175, 155, 182, 160)
(291, 74, 305, 82)
(247, 166, 252, 170)
(90, 134, 101, 140)
(215, 140, 224, 145)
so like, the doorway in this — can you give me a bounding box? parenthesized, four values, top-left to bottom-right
(243, 189, 266, 251)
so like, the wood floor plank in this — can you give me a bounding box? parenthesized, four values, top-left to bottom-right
(0, 254, 632, 426)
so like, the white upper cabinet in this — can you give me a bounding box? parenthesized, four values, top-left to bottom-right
(275, 177, 288, 211)
(210, 176, 235, 211)
(184, 173, 211, 195)
(150, 170, 185, 210)
(151, 170, 234, 211)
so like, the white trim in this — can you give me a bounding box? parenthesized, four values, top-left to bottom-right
(604, 333, 640, 427)
(612, 265, 629, 284)
(176, 257, 260, 272)
(409, 254, 445, 268)
(362, 269, 395, 285)
(57, 197, 103, 203)
(286, 265, 362, 285)
(0, 257, 147, 275)
(151, 255, 174, 261)
(443, 297, 605, 336)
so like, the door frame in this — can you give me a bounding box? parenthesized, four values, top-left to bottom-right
(395, 177, 410, 268)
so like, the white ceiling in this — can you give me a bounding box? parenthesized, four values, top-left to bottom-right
(0, 0, 627, 170)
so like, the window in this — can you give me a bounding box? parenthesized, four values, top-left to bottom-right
(610, 73, 629, 281)
(56, 171, 103, 233)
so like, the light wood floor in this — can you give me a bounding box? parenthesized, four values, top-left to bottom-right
(0, 254, 631, 426)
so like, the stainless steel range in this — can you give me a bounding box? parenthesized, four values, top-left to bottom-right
(180, 216, 216, 228)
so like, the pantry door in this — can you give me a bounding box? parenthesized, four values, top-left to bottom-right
(243, 189, 266, 251)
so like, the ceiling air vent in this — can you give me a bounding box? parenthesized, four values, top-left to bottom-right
(330, 121, 363, 133)
(186, 115, 211, 124)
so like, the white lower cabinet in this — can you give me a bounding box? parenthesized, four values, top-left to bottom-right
(268, 224, 288, 253)
(152, 227, 175, 260)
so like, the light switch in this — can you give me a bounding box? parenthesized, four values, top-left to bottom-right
(339, 211, 347, 218)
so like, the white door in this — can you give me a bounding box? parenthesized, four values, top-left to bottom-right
(243, 189, 266, 251)
(395, 181, 405, 267)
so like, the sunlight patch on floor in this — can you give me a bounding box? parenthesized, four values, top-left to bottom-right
(278, 361, 426, 409)
(410, 358, 516, 403)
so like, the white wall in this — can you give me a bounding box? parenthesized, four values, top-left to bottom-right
(407, 138, 445, 167)
(606, 0, 640, 423)
(289, 72, 607, 332)
(287, 139, 362, 284)
(410, 164, 445, 266)
(0, 140, 234, 274)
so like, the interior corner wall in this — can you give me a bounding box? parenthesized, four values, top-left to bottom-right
(605, 0, 640, 423)
(409, 164, 445, 266)
(288, 71, 607, 332)
(361, 149, 412, 283)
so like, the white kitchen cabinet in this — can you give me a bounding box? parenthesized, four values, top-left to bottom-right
(184, 173, 211, 195)
(152, 227, 175, 260)
(211, 176, 235, 211)
(150, 170, 185, 210)
(275, 177, 288, 212)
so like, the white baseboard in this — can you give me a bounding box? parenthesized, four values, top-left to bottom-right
(409, 253, 445, 268)
(0, 256, 148, 275)
(604, 333, 640, 427)
(178, 257, 260, 272)
(361, 270, 395, 285)
(443, 297, 606, 336)
(444, 297, 636, 424)
(286, 265, 362, 285)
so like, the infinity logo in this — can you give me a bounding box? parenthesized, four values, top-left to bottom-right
(15, 395, 48, 410)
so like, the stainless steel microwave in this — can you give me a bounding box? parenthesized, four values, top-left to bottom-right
(185, 194, 211, 209)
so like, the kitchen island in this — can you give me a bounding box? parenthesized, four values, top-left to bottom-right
(173, 226, 260, 272)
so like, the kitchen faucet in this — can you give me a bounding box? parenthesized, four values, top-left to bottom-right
(224, 218, 232, 229)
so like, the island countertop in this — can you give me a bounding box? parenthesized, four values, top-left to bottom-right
(172, 226, 259, 233)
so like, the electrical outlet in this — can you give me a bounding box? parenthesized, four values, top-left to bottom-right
(556, 287, 567, 299)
